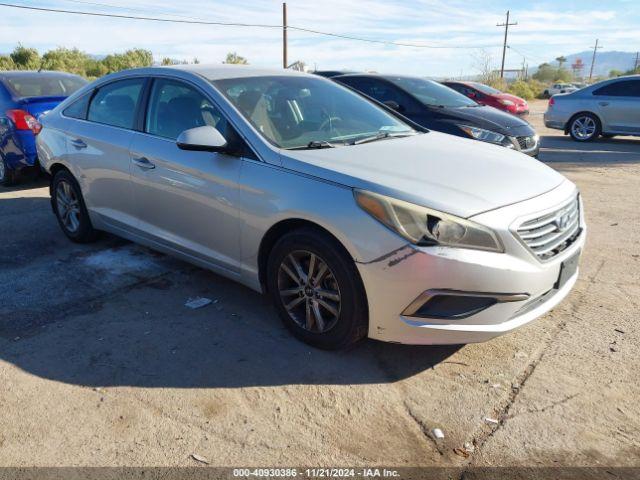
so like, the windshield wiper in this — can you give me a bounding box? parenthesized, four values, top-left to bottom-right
(349, 131, 415, 145)
(288, 140, 337, 150)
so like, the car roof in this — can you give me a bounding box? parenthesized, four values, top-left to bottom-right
(158, 64, 308, 80)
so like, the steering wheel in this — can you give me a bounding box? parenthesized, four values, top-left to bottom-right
(319, 116, 343, 132)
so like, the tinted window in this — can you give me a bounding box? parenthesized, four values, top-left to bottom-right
(469, 82, 501, 95)
(340, 77, 419, 112)
(146, 79, 228, 140)
(63, 91, 92, 120)
(88, 78, 145, 129)
(388, 77, 477, 107)
(214, 75, 414, 149)
(593, 80, 640, 97)
(2, 74, 86, 98)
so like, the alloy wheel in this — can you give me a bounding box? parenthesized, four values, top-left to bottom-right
(277, 250, 341, 333)
(571, 116, 596, 140)
(56, 180, 81, 233)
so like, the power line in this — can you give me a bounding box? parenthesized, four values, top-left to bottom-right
(0, 2, 502, 50)
(0, 2, 282, 28)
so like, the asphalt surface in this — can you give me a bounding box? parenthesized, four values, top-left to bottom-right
(0, 100, 638, 471)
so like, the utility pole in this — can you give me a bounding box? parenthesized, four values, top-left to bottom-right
(282, 2, 288, 69)
(588, 39, 601, 81)
(497, 10, 517, 79)
(635, 51, 639, 72)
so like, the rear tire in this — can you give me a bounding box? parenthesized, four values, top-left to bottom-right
(51, 170, 99, 243)
(266, 227, 368, 350)
(568, 113, 601, 142)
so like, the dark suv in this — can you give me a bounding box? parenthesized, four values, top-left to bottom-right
(333, 74, 539, 156)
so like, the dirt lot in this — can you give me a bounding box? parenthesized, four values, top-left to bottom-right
(1, 99, 639, 472)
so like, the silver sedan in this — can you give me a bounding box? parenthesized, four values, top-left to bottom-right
(544, 75, 640, 141)
(37, 65, 585, 349)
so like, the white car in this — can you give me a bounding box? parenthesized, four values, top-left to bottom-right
(544, 83, 578, 97)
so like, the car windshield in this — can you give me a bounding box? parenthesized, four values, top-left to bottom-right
(3, 74, 87, 98)
(470, 82, 502, 95)
(213, 75, 415, 149)
(388, 76, 477, 108)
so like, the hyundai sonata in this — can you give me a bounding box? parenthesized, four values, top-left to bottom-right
(37, 65, 585, 349)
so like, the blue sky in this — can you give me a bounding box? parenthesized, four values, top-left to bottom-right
(0, 0, 639, 76)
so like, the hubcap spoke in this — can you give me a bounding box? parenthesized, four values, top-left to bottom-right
(311, 300, 326, 332)
(317, 298, 339, 317)
(305, 299, 313, 330)
(281, 262, 300, 285)
(288, 254, 307, 284)
(285, 296, 305, 311)
(316, 288, 340, 301)
(280, 286, 303, 297)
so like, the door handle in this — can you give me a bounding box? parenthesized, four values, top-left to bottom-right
(70, 138, 87, 149)
(598, 102, 609, 107)
(132, 156, 155, 170)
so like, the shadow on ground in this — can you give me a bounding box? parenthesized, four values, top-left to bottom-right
(539, 135, 640, 165)
(1, 193, 461, 389)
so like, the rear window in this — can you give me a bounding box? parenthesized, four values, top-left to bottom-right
(2, 74, 87, 98)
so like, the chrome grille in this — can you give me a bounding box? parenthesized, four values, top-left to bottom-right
(516, 135, 536, 150)
(516, 196, 581, 260)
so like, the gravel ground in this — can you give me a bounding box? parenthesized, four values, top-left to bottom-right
(0, 99, 638, 473)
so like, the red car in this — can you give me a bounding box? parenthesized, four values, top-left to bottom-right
(442, 81, 529, 115)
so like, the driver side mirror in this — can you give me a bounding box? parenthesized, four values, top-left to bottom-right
(383, 100, 403, 112)
(176, 126, 228, 152)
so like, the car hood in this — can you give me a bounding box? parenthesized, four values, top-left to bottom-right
(442, 104, 532, 134)
(281, 131, 565, 218)
(496, 92, 527, 105)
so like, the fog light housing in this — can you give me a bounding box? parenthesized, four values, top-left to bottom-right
(402, 290, 529, 319)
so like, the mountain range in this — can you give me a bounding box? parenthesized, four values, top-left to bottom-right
(550, 50, 638, 77)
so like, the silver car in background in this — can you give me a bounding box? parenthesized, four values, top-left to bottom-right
(37, 65, 585, 349)
(544, 75, 640, 141)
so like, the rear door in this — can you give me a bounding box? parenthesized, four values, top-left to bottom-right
(592, 79, 640, 133)
(128, 77, 245, 273)
(63, 77, 146, 230)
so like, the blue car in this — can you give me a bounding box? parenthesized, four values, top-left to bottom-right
(0, 71, 86, 185)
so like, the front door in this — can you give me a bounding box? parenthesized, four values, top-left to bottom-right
(129, 77, 244, 273)
(593, 80, 640, 134)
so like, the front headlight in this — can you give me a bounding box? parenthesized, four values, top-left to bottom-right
(354, 190, 504, 252)
(498, 99, 515, 106)
(458, 125, 506, 145)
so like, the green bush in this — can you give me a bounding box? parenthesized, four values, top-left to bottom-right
(507, 80, 535, 100)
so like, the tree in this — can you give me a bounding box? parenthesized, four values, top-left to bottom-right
(223, 52, 248, 65)
(472, 50, 501, 87)
(533, 62, 573, 83)
(0, 55, 16, 70)
(41, 47, 92, 75)
(555, 56, 567, 69)
(609, 69, 624, 78)
(101, 48, 153, 73)
(10, 44, 41, 70)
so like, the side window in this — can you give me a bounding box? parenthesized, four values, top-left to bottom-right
(146, 78, 228, 140)
(87, 78, 145, 129)
(63, 91, 92, 120)
(593, 80, 640, 97)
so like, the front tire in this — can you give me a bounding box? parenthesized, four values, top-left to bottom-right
(0, 157, 16, 186)
(568, 113, 601, 142)
(51, 170, 99, 243)
(266, 227, 368, 350)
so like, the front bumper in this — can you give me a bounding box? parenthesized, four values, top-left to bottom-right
(356, 181, 585, 345)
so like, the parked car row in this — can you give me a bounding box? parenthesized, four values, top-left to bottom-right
(34, 65, 585, 349)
